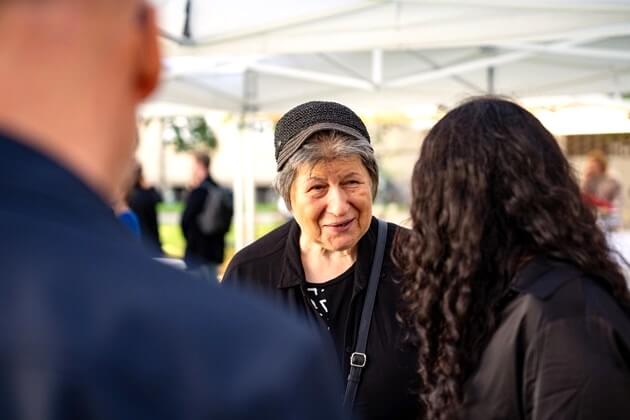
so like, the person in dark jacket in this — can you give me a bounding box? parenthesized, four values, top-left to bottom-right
(0, 2, 347, 419)
(181, 152, 232, 280)
(395, 96, 630, 420)
(223, 101, 420, 420)
(112, 157, 142, 240)
(128, 163, 163, 255)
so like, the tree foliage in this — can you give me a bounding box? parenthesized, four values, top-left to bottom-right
(164, 116, 217, 152)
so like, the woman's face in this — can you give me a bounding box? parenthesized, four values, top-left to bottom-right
(290, 155, 373, 253)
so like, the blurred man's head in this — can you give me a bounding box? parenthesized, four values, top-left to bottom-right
(0, 0, 160, 200)
(192, 152, 210, 186)
(585, 149, 608, 178)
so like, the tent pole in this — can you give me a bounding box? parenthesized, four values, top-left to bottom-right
(183, 0, 192, 39)
(243, 71, 257, 247)
(234, 70, 258, 251)
(233, 123, 245, 251)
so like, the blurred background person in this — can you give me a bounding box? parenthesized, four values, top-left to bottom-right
(181, 151, 233, 281)
(396, 97, 630, 420)
(581, 149, 622, 232)
(223, 101, 420, 420)
(113, 192, 141, 239)
(112, 158, 141, 239)
(128, 162, 163, 255)
(0, 1, 348, 419)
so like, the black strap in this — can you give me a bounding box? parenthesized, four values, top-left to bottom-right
(343, 219, 388, 409)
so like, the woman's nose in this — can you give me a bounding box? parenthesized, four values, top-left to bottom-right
(326, 186, 350, 216)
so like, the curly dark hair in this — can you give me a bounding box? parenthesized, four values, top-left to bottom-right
(394, 96, 630, 420)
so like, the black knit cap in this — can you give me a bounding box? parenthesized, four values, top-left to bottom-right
(274, 101, 371, 171)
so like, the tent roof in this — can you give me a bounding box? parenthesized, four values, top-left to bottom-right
(149, 0, 630, 113)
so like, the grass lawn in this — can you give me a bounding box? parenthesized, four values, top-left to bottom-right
(158, 201, 285, 274)
(157, 201, 184, 213)
(159, 223, 187, 258)
(159, 201, 279, 215)
(159, 219, 284, 272)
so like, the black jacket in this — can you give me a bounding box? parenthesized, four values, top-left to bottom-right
(223, 218, 421, 420)
(181, 176, 227, 266)
(460, 256, 630, 420)
(128, 185, 162, 255)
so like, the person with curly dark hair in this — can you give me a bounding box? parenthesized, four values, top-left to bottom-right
(395, 96, 630, 420)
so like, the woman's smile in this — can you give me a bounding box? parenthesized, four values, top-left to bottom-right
(322, 217, 356, 233)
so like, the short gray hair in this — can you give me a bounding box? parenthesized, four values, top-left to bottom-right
(274, 130, 379, 211)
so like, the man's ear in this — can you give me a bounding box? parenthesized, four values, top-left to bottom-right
(134, 3, 160, 101)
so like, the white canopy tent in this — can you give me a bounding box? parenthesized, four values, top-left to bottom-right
(146, 0, 630, 249)
(152, 0, 630, 112)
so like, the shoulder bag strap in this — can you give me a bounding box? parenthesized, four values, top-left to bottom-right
(343, 219, 388, 409)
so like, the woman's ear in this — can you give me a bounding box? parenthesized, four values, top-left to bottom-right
(134, 3, 160, 101)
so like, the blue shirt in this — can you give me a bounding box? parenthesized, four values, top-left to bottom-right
(117, 209, 141, 238)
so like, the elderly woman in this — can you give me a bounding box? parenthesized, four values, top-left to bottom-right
(396, 96, 630, 420)
(223, 101, 419, 420)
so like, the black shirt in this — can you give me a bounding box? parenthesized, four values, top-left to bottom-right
(180, 176, 227, 266)
(128, 185, 162, 255)
(222, 218, 421, 420)
(460, 256, 630, 420)
(304, 264, 354, 329)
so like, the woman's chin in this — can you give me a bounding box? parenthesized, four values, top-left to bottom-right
(324, 236, 360, 253)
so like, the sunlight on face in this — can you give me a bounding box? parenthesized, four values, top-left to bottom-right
(290, 155, 373, 253)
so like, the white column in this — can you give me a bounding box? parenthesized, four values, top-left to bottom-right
(233, 127, 246, 251)
(372, 49, 383, 87)
(244, 129, 256, 246)
(234, 70, 259, 251)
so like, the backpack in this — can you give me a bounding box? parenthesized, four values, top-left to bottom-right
(197, 181, 233, 235)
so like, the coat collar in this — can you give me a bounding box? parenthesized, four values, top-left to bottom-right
(510, 255, 581, 300)
(276, 217, 380, 292)
(277, 220, 306, 288)
(0, 130, 126, 235)
(200, 175, 218, 188)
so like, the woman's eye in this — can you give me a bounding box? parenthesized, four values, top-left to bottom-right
(308, 185, 326, 192)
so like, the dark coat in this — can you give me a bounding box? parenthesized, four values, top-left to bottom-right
(0, 134, 347, 420)
(180, 176, 228, 266)
(223, 218, 421, 420)
(128, 184, 162, 255)
(460, 256, 630, 420)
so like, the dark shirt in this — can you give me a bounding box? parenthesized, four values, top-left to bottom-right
(305, 265, 355, 329)
(128, 185, 162, 255)
(460, 256, 630, 420)
(0, 133, 347, 420)
(223, 218, 421, 420)
(180, 176, 227, 266)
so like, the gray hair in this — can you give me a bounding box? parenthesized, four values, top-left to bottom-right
(274, 130, 379, 211)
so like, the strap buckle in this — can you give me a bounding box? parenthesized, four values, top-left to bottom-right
(350, 352, 367, 368)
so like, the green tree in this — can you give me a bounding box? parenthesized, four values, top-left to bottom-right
(165, 116, 217, 152)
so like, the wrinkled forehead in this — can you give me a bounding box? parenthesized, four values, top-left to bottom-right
(297, 155, 369, 180)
